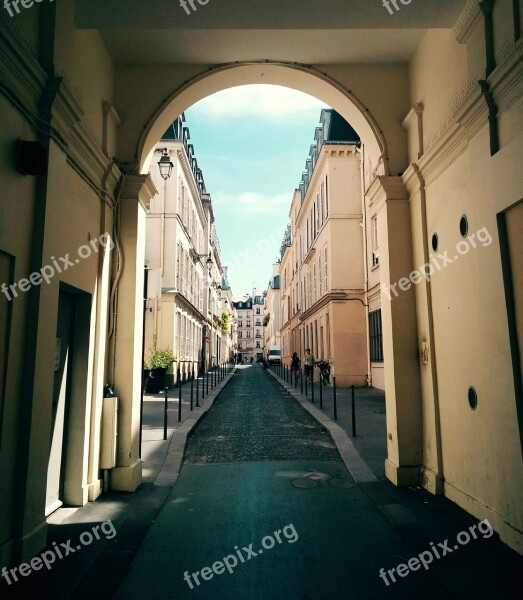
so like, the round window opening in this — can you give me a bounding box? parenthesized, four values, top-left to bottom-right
(468, 386, 478, 410)
(460, 215, 469, 238)
(431, 233, 439, 252)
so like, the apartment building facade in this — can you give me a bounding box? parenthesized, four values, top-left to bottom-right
(280, 110, 372, 387)
(145, 117, 235, 382)
(263, 264, 281, 353)
(219, 268, 237, 363)
(233, 291, 265, 362)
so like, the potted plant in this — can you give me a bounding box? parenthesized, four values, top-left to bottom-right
(144, 348, 176, 394)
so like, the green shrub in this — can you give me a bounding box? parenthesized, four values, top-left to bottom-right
(144, 348, 176, 369)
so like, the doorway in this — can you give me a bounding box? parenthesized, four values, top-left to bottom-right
(45, 286, 91, 515)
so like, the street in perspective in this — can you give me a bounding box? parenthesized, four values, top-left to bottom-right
(1, 0, 522, 598)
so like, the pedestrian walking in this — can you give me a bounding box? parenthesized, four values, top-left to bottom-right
(290, 352, 301, 382)
(304, 348, 315, 383)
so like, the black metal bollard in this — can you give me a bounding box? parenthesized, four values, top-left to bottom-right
(300, 369, 303, 394)
(178, 370, 182, 422)
(206, 369, 209, 396)
(319, 374, 323, 409)
(305, 373, 308, 397)
(311, 369, 315, 404)
(351, 385, 356, 437)
(190, 370, 194, 411)
(195, 368, 200, 407)
(333, 377, 338, 421)
(163, 387, 168, 440)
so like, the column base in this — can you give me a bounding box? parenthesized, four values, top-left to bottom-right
(88, 479, 103, 502)
(385, 459, 421, 486)
(110, 460, 142, 492)
(422, 467, 444, 495)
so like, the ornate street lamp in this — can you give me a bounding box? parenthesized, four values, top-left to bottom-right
(157, 149, 174, 180)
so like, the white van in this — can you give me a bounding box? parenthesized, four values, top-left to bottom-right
(267, 346, 282, 365)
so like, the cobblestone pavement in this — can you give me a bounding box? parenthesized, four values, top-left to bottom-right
(184, 365, 341, 464)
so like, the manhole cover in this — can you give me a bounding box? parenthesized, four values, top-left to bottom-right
(329, 479, 354, 488)
(292, 478, 318, 489)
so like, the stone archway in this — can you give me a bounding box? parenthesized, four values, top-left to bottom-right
(132, 60, 424, 494)
(137, 61, 389, 178)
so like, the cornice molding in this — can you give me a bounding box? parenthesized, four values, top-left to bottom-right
(489, 37, 523, 113)
(453, 0, 482, 43)
(413, 34, 522, 187)
(299, 291, 363, 323)
(0, 23, 124, 199)
(0, 16, 47, 115)
(365, 176, 409, 213)
(121, 174, 158, 210)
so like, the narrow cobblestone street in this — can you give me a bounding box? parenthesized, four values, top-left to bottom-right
(184, 365, 340, 464)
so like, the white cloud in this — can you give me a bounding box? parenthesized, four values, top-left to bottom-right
(213, 191, 291, 216)
(188, 85, 326, 121)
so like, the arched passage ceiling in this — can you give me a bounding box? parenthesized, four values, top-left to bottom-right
(97, 0, 466, 174)
(77, 0, 466, 65)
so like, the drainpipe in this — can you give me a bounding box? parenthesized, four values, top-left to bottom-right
(153, 171, 167, 350)
(413, 163, 444, 491)
(360, 146, 372, 387)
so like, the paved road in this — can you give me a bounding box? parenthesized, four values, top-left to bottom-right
(113, 365, 457, 599)
(184, 366, 340, 463)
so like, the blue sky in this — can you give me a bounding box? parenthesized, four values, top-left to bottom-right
(184, 85, 328, 297)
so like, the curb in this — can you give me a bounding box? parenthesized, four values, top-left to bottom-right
(267, 369, 378, 484)
(155, 367, 237, 488)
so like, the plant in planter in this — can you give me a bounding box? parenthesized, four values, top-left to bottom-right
(220, 311, 230, 334)
(144, 348, 176, 394)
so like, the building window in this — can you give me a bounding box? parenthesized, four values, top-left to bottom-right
(256, 308, 260, 315)
(371, 215, 378, 250)
(323, 245, 328, 292)
(325, 175, 329, 217)
(369, 309, 384, 362)
(320, 183, 325, 223)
